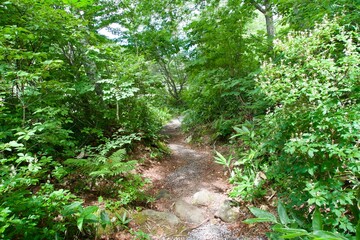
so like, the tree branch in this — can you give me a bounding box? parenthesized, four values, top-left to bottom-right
(250, 0, 266, 14)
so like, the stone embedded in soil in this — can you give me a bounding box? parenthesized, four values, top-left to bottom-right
(187, 222, 238, 240)
(192, 189, 224, 209)
(156, 189, 171, 199)
(215, 200, 240, 223)
(174, 200, 207, 224)
(138, 209, 180, 226)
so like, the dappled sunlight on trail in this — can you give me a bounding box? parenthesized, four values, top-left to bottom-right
(137, 117, 268, 239)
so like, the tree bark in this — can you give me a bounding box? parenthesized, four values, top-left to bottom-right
(265, 11, 275, 40)
(250, 0, 275, 40)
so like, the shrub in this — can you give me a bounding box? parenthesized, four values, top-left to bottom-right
(0, 140, 79, 239)
(64, 132, 149, 205)
(231, 19, 360, 235)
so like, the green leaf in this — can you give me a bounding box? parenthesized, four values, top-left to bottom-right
(248, 207, 278, 223)
(243, 217, 277, 224)
(281, 231, 309, 239)
(83, 213, 98, 223)
(215, 151, 227, 162)
(312, 208, 322, 231)
(308, 149, 314, 158)
(81, 205, 98, 217)
(272, 225, 309, 239)
(62, 201, 83, 216)
(8, 141, 23, 148)
(289, 211, 306, 228)
(100, 210, 111, 229)
(77, 217, 84, 231)
(278, 201, 291, 226)
(79, 205, 99, 225)
(214, 151, 231, 167)
(312, 230, 348, 240)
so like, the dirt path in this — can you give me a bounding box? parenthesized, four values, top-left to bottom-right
(145, 117, 229, 208)
(136, 117, 267, 240)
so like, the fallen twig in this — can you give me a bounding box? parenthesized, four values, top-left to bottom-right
(188, 218, 210, 230)
(267, 191, 277, 201)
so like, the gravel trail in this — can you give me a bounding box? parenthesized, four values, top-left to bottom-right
(140, 117, 268, 240)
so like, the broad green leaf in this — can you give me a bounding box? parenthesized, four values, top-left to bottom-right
(243, 217, 277, 224)
(80, 206, 99, 224)
(62, 201, 83, 216)
(242, 126, 250, 134)
(312, 208, 322, 231)
(312, 230, 348, 240)
(248, 207, 277, 223)
(272, 225, 309, 239)
(81, 206, 98, 216)
(83, 213, 98, 223)
(233, 126, 242, 133)
(8, 141, 23, 148)
(77, 217, 84, 231)
(278, 201, 291, 226)
(289, 211, 306, 228)
(308, 149, 314, 158)
(100, 210, 111, 229)
(281, 232, 310, 239)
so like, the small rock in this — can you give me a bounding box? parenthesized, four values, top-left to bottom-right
(192, 189, 223, 207)
(215, 200, 240, 223)
(141, 209, 180, 226)
(156, 189, 171, 199)
(174, 200, 207, 224)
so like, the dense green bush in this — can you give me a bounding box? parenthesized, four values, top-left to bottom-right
(244, 201, 355, 240)
(0, 1, 168, 239)
(64, 132, 150, 205)
(231, 20, 359, 235)
(0, 139, 77, 239)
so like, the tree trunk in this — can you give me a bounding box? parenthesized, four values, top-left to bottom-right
(250, 0, 275, 48)
(265, 10, 275, 40)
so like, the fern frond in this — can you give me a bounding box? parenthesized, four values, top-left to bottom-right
(89, 169, 112, 178)
(89, 159, 137, 178)
(66, 148, 137, 178)
(110, 160, 136, 172)
(95, 156, 107, 163)
(64, 158, 89, 167)
(109, 149, 126, 161)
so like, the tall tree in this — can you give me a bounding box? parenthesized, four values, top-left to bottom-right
(248, 0, 275, 40)
(100, 0, 190, 105)
(182, 0, 269, 137)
